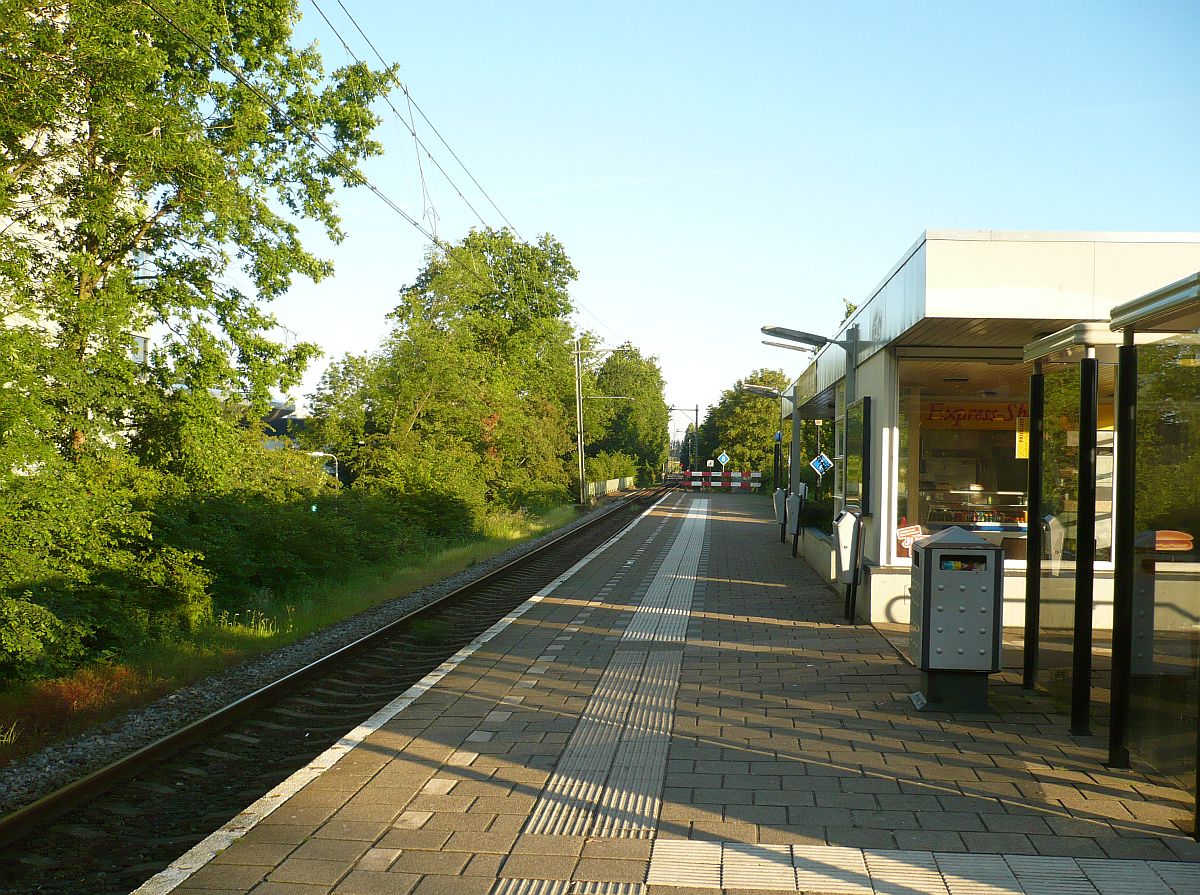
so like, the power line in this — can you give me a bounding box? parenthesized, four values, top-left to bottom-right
(311, 2, 630, 345)
(334, 0, 523, 240)
(137, 0, 498, 295)
(144, 0, 624, 352)
(306, 0, 493, 234)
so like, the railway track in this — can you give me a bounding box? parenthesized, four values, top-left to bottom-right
(0, 489, 665, 895)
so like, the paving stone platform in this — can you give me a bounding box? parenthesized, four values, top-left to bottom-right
(136, 492, 1199, 895)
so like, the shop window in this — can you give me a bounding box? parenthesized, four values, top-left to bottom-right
(895, 360, 1032, 564)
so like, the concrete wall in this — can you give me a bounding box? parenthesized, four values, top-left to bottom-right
(587, 477, 635, 499)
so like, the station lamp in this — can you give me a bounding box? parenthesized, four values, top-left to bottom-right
(761, 340, 813, 353)
(742, 384, 783, 399)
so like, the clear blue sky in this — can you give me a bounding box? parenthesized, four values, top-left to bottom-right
(277, 1, 1200, 436)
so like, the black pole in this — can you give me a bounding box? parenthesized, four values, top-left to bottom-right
(1108, 339, 1137, 768)
(1023, 367, 1045, 690)
(1070, 356, 1098, 735)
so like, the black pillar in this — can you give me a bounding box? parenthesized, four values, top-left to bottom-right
(1023, 368, 1045, 690)
(1070, 356, 1098, 735)
(1108, 340, 1137, 768)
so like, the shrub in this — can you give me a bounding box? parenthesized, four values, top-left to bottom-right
(0, 594, 90, 683)
(586, 450, 637, 482)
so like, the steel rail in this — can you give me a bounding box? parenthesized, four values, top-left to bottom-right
(0, 487, 665, 848)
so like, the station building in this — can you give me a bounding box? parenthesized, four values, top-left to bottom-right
(782, 229, 1200, 801)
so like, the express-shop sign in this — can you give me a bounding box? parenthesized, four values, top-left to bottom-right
(923, 401, 1029, 430)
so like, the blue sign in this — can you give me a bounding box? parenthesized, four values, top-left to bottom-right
(717, 451, 730, 465)
(809, 452, 833, 476)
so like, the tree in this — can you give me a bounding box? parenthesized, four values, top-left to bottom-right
(678, 423, 698, 470)
(0, 0, 395, 663)
(1, 0, 395, 456)
(307, 228, 581, 514)
(591, 344, 669, 484)
(698, 369, 791, 488)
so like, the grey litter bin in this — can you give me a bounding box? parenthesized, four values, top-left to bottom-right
(908, 526, 1004, 711)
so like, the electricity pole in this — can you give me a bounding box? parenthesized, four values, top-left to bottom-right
(574, 339, 586, 505)
(669, 405, 700, 469)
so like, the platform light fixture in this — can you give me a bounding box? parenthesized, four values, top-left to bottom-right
(760, 323, 860, 402)
(761, 339, 814, 353)
(743, 384, 783, 399)
(760, 325, 834, 348)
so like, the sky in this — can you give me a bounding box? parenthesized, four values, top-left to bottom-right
(274, 1, 1200, 439)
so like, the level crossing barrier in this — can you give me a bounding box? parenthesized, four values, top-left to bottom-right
(682, 470, 761, 491)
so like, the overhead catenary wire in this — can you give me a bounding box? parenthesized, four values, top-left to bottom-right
(333, 0, 523, 241)
(136, 0, 499, 295)
(144, 0, 628, 351)
(309, 2, 635, 346)
(308, 0, 494, 236)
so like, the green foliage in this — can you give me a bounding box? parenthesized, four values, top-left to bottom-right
(307, 228, 624, 515)
(697, 369, 791, 489)
(590, 345, 669, 484)
(152, 485, 431, 613)
(0, 2, 670, 690)
(350, 438, 488, 538)
(587, 450, 638, 481)
(0, 594, 89, 683)
(0, 0, 399, 683)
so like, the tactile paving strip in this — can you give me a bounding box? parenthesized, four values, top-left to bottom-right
(1149, 862, 1200, 892)
(525, 651, 648, 836)
(572, 883, 646, 895)
(622, 499, 706, 643)
(527, 502, 707, 838)
(792, 844, 871, 894)
(865, 849, 951, 895)
(491, 880, 570, 895)
(640, 843, 1199, 894)
(590, 650, 682, 837)
(1077, 859, 1173, 894)
(492, 883, 645, 895)
(1006, 855, 1098, 895)
(722, 842, 796, 889)
(936, 853, 1022, 895)
(646, 839, 722, 888)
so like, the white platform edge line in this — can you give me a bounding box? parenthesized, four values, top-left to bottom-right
(131, 491, 676, 895)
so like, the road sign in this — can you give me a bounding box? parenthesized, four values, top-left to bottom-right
(717, 451, 730, 465)
(706, 459, 714, 468)
(809, 452, 833, 476)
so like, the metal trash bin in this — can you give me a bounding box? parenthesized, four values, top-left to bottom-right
(909, 526, 1004, 711)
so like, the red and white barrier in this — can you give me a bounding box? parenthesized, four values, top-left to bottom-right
(682, 471, 762, 491)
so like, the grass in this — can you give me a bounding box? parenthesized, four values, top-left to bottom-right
(0, 504, 578, 768)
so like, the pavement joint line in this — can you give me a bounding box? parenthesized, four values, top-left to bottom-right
(129, 492, 673, 895)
